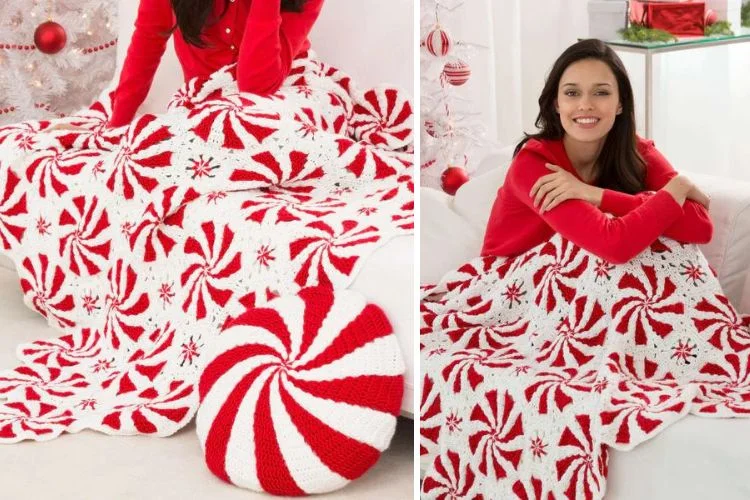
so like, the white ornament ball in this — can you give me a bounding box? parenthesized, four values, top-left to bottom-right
(443, 60, 471, 86)
(425, 25, 453, 57)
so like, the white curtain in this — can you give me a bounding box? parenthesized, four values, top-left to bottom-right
(489, 0, 590, 147)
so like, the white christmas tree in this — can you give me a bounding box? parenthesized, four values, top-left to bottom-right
(420, 0, 489, 193)
(0, 0, 117, 125)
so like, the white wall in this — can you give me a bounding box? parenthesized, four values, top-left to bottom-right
(310, 0, 415, 94)
(116, 0, 416, 115)
(482, 0, 588, 146)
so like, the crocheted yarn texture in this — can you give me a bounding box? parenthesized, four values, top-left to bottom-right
(196, 286, 405, 495)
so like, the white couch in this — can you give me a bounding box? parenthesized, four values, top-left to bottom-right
(421, 150, 750, 499)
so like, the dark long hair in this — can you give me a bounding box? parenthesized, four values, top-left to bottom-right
(515, 39, 646, 194)
(171, 0, 308, 48)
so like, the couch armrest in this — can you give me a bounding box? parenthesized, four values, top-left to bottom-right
(453, 166, 508, 231)
(420, 188, 483, 285)
(691, 173, 750, 314)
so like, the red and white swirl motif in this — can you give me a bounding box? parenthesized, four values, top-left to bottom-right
(536, 296, 607, 368)
(294, 106, 329, 138)
(0, 120, 49, 150)
(511, 476, 555, 500)
(96, 380, 196, 436)
(533, 239, 588, 313)
(290, 219, 380, 287)
(189, 93, 280, 149)
(447, 318, 528, 350)
(241, 189, 344, 225)
(19, 254, 76, 328)
(25, 149, 99, 199)
(692, 294, 750, 352)
(100, 323, 176, 397)
(600, 384, 691, 449)
(58, 195, 111, 276)
(422, 450, 478, 499)
(16, 328, 101, 369)
(420, 375, 442, 460)
(196, 287, 404, 495)
(441, 256, 500, 294)
(336, 138, 399, 180)
(468, 390, 524, 479)
(434, 298, 490, 332)
(693, 353, 750, 415)
(349, 87, 413, 150)
(0, 365, 89, 401)
(0, 56, 413, 450)
(129, 186, 200, 262)
(106, 114, 174, 199)
(230, 150, 322, 187)
(180, 221, 242, 320)
(555, 414, 607, 500)
(605, 353, 677, 392)
(103, 260, 150, 349)
(0, 167, 27, 250)
(0, 401, 76, 443)
(167, 76, 207, 112)
(442, 347, 524, 393)
(524, 368, 596, 414)
(612, 264, 685, 345)
(53, 97, 120, 151)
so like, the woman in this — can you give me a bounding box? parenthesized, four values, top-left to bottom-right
(108, 0, 324, 127)
(420, 40, 745, 500)
(481, 38, 713, 264)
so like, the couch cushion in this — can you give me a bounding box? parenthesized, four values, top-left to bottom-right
(453, 167, 507, 232)
(420, 188, 482, 285)
(196, 286, 404, 495)
(689, 173, 750, 314)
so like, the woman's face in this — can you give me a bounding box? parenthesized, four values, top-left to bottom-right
(555, 58, 622, 144)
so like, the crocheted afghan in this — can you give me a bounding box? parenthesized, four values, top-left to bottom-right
(196, 286, 405, 495)
(0, 52, 413, 443)
(420, 234, 750, 499)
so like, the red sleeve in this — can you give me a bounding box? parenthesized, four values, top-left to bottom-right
(236, 0, 324, 94)
(598, 142, 713, 243)
(509, 149, 685, 264)
(108, 0, 174, 128)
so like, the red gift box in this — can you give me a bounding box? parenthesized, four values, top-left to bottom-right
(631, 1, 706, 36)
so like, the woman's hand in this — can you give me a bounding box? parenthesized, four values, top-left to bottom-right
(530, 163, 598, 213)
(661, 175, 695, 206)
(687, 183, 711, 209)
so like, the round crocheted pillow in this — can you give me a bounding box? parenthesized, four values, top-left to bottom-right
(195, 286, 405, 495)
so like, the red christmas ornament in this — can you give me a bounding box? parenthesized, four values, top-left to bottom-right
(443, 60, 471, 86)
(425, 25, 453, 57)
(441, 166, 470, 195)
(34, 21, 67, 55)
